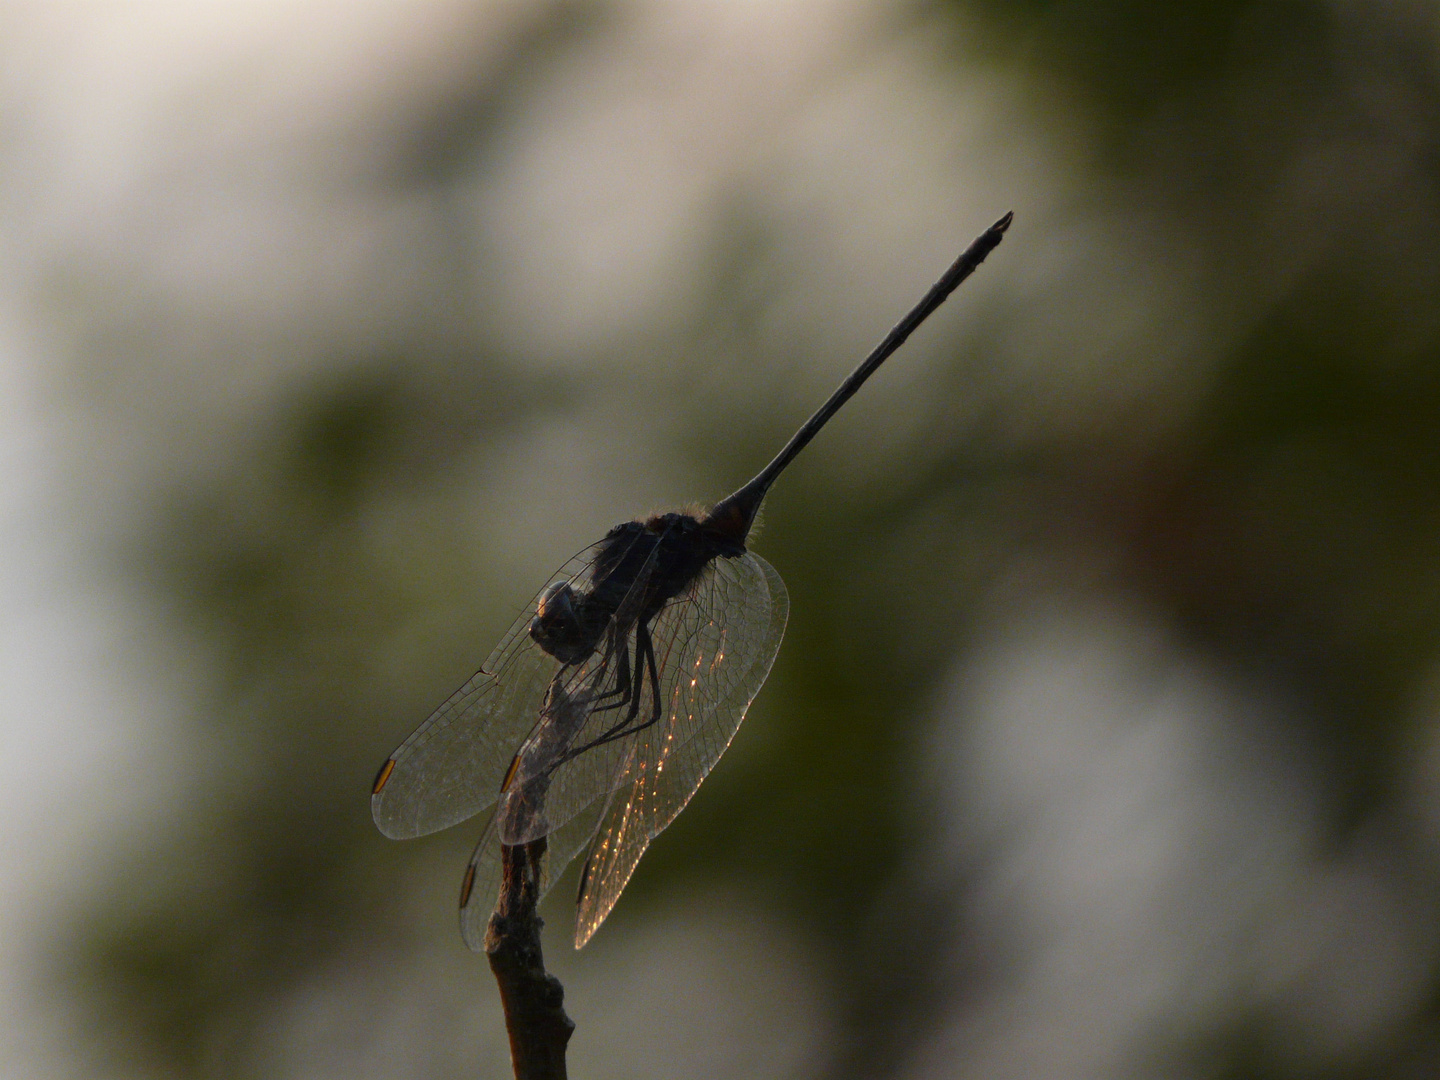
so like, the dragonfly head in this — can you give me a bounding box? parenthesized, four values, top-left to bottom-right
(530, 581, 593, 662)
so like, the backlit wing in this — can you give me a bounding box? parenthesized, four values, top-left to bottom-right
(573, 552, 788, 947)
(371, 535, 642, 840)
(457, 789, 612, 950)
(495, 540, 666, 844)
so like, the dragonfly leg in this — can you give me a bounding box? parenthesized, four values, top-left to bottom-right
(559, 621, 668, 766)
(592, 620, 650, 735)
(548, 618, 668, 771)
(588, 622, 651, 740)
(587, 630, 634, 715)
(638, 618, 663, 728)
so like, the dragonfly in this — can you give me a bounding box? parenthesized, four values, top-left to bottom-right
(372, 212, 1011, 949)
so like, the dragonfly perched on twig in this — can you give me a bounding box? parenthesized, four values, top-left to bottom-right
(372, 212, 1011, 948)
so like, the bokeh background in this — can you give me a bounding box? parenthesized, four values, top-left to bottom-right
(4, 1, 1440, 1077)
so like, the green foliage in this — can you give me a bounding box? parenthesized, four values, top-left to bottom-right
(45, 0, 1440, 1076)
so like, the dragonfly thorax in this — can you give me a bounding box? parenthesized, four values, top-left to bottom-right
(528, 513, 743, 666)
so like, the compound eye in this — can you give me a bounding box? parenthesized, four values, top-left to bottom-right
(536, 581, 577, 623)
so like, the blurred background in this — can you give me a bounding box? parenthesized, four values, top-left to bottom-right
(3, 1, 1440, 1077)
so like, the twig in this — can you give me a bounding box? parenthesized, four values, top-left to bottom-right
(485, 840, 574, 1080)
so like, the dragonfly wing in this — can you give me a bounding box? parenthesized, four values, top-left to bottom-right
(573, 551, 788, 947)
(456, 809, 502, 949)
(497, 538, 666, 844)
(457, 788, 612, 951)
(371, 540, 615, 840)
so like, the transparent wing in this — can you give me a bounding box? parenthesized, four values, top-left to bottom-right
(496, 540, 666, 844)
(574, 552, 788, 947)
(457, 787, 613, 951)
(371, 535, 638, 840)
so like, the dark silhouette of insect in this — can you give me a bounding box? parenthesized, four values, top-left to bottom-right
(372, 212, 1011, 948)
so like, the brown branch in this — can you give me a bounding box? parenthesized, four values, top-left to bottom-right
(485, 840, 574, 1080)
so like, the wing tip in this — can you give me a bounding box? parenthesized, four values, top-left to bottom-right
(372, 757, 397, 795)
(371, 814, 408, 840)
